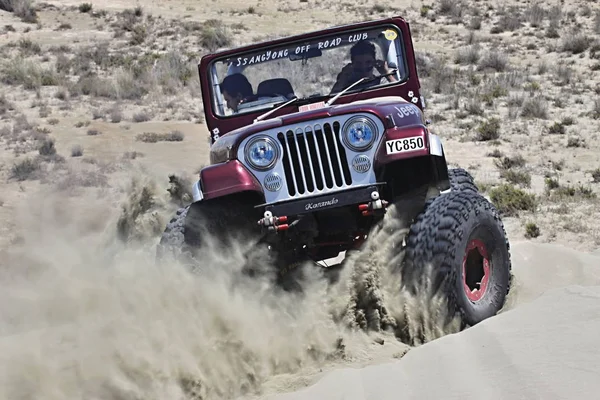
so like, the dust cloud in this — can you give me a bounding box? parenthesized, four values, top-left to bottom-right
(0, 173, 460, 400)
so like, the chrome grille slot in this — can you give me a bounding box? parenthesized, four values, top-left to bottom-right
(277, 121, 352, 196)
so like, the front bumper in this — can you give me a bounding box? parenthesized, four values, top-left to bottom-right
(263, 184, 381, 216)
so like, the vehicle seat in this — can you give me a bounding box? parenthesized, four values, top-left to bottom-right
(257, 78, 295, 100)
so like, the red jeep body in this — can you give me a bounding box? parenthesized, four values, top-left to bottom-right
(192, 15, 450, 260)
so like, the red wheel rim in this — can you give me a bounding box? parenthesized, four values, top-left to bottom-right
(462, 239, 491, 302)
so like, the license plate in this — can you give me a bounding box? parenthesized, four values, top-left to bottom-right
(385, 136, 426, 155)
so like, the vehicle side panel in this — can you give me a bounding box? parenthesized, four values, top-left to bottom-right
(199, 160, 264, 200)
(374, 124, 430, 167)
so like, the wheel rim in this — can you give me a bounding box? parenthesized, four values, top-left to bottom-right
(462, 238, 491, 302)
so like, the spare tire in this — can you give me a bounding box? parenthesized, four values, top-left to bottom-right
(400, 189, 512, 327)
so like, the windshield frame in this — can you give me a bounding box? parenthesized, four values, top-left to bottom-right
(206, 23, 410, 119)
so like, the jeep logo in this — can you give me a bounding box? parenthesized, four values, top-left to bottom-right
(305, 197, 339, 210)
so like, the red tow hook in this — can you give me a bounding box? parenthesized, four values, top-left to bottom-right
(271, 224, 289, 232)
(258, 211, 290, 231)
(358, 192, 389, 216)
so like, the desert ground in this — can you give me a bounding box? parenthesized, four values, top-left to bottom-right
(0, 0, 599, 399)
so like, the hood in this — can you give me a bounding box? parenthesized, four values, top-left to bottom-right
(209, 96, 419, 164)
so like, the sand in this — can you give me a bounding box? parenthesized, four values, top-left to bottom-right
(264, 244, 600, 400)
(1, 0, 600, 399)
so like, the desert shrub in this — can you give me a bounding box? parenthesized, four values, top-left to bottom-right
(455, 45, 480, 65)
(545, 20, 560, 38)
(520, 97, 548, 119)
(136, 131, 184, 143)
(547, 182, 596, 200)
(0, 0, 37, 23)
(110, 108, 122, 123)
(477, 51, 508, 72)
(592, 99, 600, 119)
(130, 24, 147, 45)
(590, 168, 600, 183)
(78, 2, 92, 12)
(489, 184, 536, 216)
(560, 33, 591, 54)
(1, 58, 61, 90)
(475, 117, 500, 141)
(9, 157, 41, 181)
(38, 138, 56, 156)
(548, 121, 565, 134)
(524, 222, 541, 238)
(18, 38, 41, 55)
(132, 111, 151, 122)
(525, 3, 546, 27)
(200, 19, 232, 51)
(469, 16, 481, 30)
(501, 169, 531, 187)
(566, 136, 584, 148)
(494, 11, 523, 32)
(71, 144, 83, 157)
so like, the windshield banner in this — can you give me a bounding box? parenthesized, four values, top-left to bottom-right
(227, 29, 396, 67)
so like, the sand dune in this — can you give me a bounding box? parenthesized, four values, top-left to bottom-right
(264, 243, 600, 400)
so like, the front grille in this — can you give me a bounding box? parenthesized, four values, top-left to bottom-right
(277, 121, 353, 196)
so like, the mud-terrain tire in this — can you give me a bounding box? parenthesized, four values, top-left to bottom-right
(156, 205, 192, 263)
(448, 167, 478, 193)
(401, 189, 512, 327)
(156, 196, 264, 269)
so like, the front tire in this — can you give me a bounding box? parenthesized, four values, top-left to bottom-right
(156, 195, 264, 270)
(401, 189, 512, 327)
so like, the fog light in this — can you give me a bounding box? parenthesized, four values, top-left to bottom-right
(352, 154, 371, 173)
(264, 172, 283, 192)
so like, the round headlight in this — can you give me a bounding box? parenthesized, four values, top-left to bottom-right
(342, 117, 378, 151)
(244, 136, 279, 170)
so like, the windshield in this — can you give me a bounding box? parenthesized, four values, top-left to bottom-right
(208, 25, 409, 117)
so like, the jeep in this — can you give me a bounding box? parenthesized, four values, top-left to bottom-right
(157, 15, 512, 327)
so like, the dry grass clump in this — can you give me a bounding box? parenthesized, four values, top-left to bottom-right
(132, 111, 151, 122)
(520, 97, 548, 119)
(494, 154, 530, 187)
(477, 51, 509, 72)
(0, 0, 38, 23)
(136, 130, 184, 143)
(490, 5, 523, 33)
(200, 19, 234, 51)
(8, 136, 66, 181)
(454, 45, 480, 65)
(1, 57, 62, 90)
(544, 177, 596, 201)
(559, 32, 592, 54)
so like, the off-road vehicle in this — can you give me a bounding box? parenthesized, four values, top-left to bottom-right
(158, 16, 512, 327)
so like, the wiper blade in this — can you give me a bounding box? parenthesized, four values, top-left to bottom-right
(254, 96, 299, 123)
(325, 69, 398, 107)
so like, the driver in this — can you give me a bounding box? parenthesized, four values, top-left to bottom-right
(220, 73, 257, 113)
(330, 39, 397, 94)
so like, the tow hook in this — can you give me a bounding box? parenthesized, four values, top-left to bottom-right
(358, 190, 389, 216)
(258, 211, 294, 232)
